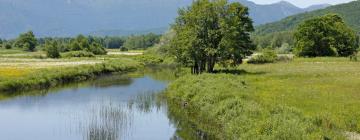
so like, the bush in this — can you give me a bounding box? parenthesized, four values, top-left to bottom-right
(88, 42, 107, 55)
(276, 43, 292, 54)
(120, 47, 128, 52)
(61, 51, 95, 58)
(276, 54, 294, 62)
(4, 43, 12, 49)
(135, 54, 164, 65)
(45, 41, 61, 58)
(350, 52, 358, 62)
(248, 49, 277, 64)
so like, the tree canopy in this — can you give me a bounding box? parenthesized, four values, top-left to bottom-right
(294, 14, 359, 57)
(123, 33, 161, 50)
(14, 31, 37, 51)
(171, 0, 255, 73)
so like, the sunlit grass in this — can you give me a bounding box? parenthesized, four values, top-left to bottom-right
(0, 68, 33, 78)
(236, 57, 360, 133)
(0, 50, 141, 92)
(167, 57, 360, 139)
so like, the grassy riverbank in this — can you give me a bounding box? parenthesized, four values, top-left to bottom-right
(0, 50, 141, 93)
(166, 57, 360, 139)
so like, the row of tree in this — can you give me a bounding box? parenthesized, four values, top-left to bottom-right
(161, 0, 359, 74)
(0, 32, 162, 58)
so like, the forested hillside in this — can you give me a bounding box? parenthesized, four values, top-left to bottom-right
(255, 0, 360, 35)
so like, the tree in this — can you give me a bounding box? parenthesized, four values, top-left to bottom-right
(45, 41, 61, 58)
(294, 14, 359, 57)
(14, 31, 37, 51)
(88, 42, 107, 55)
(171, 0, 254, 73)
(123, 33, 161, 50)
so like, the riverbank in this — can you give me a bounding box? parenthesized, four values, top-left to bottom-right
(0, 56, 141, 93)
(166, 57, 360, 139)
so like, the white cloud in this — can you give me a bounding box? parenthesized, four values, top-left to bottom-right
(249, 0, 355, 8)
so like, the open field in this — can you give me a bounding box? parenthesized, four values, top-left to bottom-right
(166, 57, 360, 139)
(0, 50, 141, 93)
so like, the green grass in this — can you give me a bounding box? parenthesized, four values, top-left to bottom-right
(0, 49, 142, 93)
(166, 57, 360, 139)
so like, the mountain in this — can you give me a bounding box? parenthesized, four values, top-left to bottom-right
(0, 0, 330, 39)
(255, 1, 360, 35)
(304, 4, 332, 11)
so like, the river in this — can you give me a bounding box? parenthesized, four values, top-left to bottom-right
(0, 68, 186, 140)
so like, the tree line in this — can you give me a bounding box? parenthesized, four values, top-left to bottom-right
(153, 0, 359, 74)
(0, 32, 161, 58)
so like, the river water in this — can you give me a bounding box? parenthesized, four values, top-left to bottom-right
(0, 69, 184, 140)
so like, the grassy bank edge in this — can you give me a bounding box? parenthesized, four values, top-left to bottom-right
(0, 60, 142, 93)
(165, 74, 346, 140)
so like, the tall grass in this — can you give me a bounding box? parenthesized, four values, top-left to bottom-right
(166, 57, 360, 139)
(0, 60, 141, 93)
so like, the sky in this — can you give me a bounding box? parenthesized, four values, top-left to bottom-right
(249, 0, 355, 8)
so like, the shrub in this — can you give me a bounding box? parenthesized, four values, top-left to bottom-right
(88, 42, 107, 55)
(61, 51, 95, 58)
(276, 43, 292, 54)
(135, 54, 164, 65)
(45, 41, 61, 58)
(248, 49, 277, 64)
(277, 54, 294, 62)
(4, 43, 12, 49)
(120, 47, 128, 52)
(350, 52, 358, 62)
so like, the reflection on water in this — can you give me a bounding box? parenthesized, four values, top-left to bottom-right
(0, 71, 175, 140)
(0, 66, 209, 140)
(81, 101, 132, 140)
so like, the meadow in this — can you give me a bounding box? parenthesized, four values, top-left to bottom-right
(166, 57, 360, 139)
(0, 49, 141, 93)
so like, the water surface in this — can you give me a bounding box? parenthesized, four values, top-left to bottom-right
(0, 73, 177, 140)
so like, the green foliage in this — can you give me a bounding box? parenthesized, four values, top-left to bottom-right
(103, 36, 126, 49)
(123, 33, 161, 50)
(120, 47, 129, 52)
(135, 54, 164, 65)
(4, 43, 12, 49)
(248, 49, 277, 64)
(294, 14, 359, 57)
(88, 42, 107, 55)
(44, 41, 61, 58)
(143, 30, 176, 64)
(255, 1, 360, 35)
(171, 0, 255, 73)
(252, 31, 294, 50)
(14, 31, 37, 51)
(276, 43, 292, 54)
(166, 74, 345, 139)
(61, 51, 95, 58)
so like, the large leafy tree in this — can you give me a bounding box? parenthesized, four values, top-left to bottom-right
(294, 14, 359, 57)
(14, 31, 37, 51)
(171, 0, 254, 74)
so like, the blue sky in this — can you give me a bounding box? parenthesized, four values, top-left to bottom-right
(249, 0, 354, 8)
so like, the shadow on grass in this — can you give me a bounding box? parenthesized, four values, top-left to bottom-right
(213, 69, 266, 75)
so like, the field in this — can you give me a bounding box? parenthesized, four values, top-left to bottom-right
(0, 49, 141, 94)
(166, 57, 360, 139)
